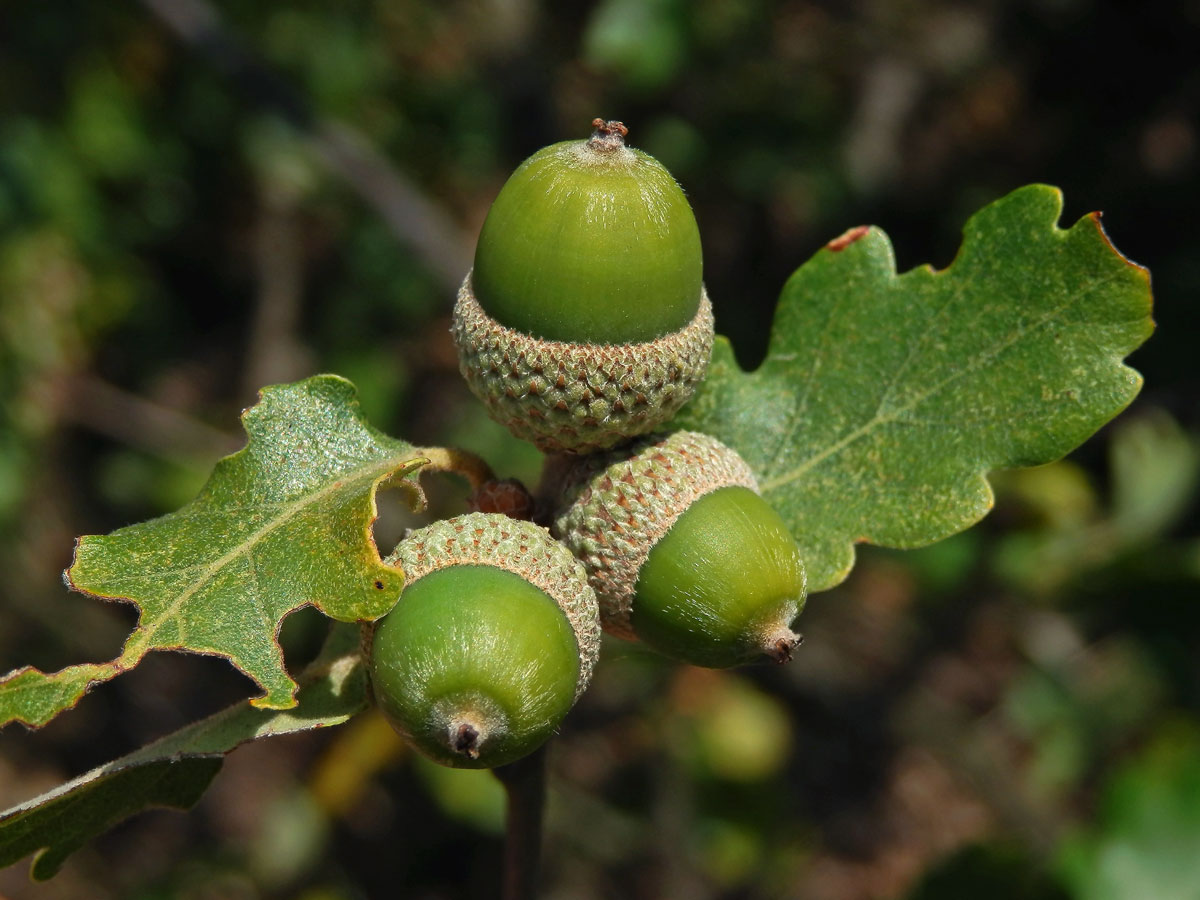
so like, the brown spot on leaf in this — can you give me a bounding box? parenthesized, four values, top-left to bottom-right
(1087, 211, 1151, 283)
(826, 225, 871, 252)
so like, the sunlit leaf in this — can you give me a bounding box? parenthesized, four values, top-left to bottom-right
(678, 186, 1153, 590)
(0, 375, 424, 727)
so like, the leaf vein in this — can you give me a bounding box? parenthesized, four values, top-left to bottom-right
(124, 454, 405, 653)
(767, 278, 850, 464)
(762, 267, 1125, 493)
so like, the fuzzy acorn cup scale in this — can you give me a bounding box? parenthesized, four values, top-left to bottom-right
(547, 430, 806, 669)
(362, 118, 808, 772)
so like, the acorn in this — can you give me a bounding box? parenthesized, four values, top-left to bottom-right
(549, 430, 806, 668)
(453, 119, 714, 454)
(368, 513, 600, 769)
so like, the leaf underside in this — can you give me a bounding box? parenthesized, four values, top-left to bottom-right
(0, 374, 424, 728)
(0, 624, 369, 881)
(677, 185, 1154, 592)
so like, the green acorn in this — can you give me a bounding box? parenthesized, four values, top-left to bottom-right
(453, 119, 714, 454)
(549, 431, 806, 668)
(369, 513, 600, 769)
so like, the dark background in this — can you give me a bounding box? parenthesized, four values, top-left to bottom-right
(1, 1, 1198, 898)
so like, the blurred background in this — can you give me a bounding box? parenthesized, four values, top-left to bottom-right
(1, 0, 1198, 897)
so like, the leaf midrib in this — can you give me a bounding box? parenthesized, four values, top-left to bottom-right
(118, 452, 412, 659)
(760, 266, 1126, 493)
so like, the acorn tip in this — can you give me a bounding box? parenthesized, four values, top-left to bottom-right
(763, 627, 803, 664)
(450, 720, 484, 759)
(587, 119, 629, 152)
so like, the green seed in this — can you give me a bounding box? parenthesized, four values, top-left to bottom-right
(454, 120, 714, 454)
(550, 430, 807, 668)
(472, 122, 703, 345)
(368, 513, 600, 768)
(370, 564, 580, 769)
(633, 486, 805, 668)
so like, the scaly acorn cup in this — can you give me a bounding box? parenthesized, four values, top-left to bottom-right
(453, 119, 714, 454)
(549, 430, 806, 668)
(368, 512, 600, 769)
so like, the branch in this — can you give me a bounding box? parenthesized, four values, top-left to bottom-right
(136, 0, 474, 292)
(493, 744, 548, 900)
(55, 374, 241, 461)
(242, 179, 312, 395)
(412, 446, 497, 492)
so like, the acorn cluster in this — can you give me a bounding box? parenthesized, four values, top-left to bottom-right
(368, 119, 807, 769)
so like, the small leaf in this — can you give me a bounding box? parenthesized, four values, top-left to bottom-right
(0, 623, 369, 880)
(0, 375, 424, 727)
(678, 185, 1153, 591)
(0, 757, 223, 881)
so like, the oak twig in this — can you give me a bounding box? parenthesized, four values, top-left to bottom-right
(137, 0, 473, 292)
(412, 446, 497, 492)
(493, 744, 548, 900)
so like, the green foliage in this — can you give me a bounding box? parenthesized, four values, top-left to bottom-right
(1057, 722, 1200, 900)
(908, 843, 1068, 900)
(413, 756, 506, 834)
(0, 624, 367, 880)
(0, 185, 1159, 889)
(0, 3, 1191, 896)
(0, 376, 424, 727)
(678, 185, 1154, 591)
(0, 757, 223, 883)
(668, 671, 792, 783)
(995, 410, 1198, 594)
(583, 0, 689, 91)
(1003, 638, 1168, 796)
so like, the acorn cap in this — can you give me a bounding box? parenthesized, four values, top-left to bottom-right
(549, 430, 805, 667)
(389, 512, 601, 695)
(548, 430, 758, 639)
(453, 274, 714, 454)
